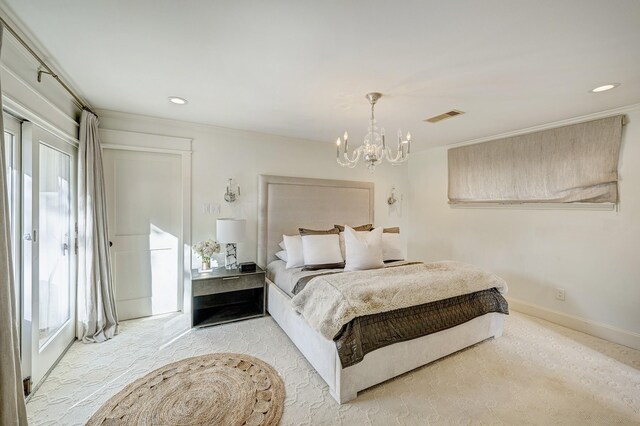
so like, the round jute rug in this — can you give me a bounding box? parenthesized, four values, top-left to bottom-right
(86, 353, 285, 426)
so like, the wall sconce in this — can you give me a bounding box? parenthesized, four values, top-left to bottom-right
(224, 178, 240, 203)
(387, 186, 399, 205)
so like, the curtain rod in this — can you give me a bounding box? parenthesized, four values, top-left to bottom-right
(0, 16, 97, 117)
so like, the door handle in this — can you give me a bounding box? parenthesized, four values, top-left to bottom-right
(62, 243, 69, 256)
(109, 241, 113, 247)
(24, 230, 37, 243)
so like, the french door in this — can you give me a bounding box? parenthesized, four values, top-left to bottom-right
(22, 122, 77, 388)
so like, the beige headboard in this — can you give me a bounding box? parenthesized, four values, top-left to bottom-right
(257, 175, 374, 268)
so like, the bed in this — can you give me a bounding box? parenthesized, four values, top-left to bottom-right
(257, 175, 507, 403)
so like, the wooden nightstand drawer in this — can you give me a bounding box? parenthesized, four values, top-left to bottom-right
(193, 273, 264, 296)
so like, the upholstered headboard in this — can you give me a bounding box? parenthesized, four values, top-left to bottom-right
(257, 175, 374, 268)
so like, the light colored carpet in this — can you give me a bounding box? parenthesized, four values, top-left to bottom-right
(27, 312, 640, 425)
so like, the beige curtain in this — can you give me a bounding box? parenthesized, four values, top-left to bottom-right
(0, 22, 29, 426)
(448, 115, 624, 203)
(77, 110, 118, 342)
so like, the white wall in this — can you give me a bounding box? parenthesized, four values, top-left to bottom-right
(1, 22, 81, 139)
(96, 110, 409, 268)
(408, 107, 640, 345)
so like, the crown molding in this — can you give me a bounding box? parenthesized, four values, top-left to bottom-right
(439, 103, 640, 150)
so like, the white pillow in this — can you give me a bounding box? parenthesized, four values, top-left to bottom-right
(275, 250, 288, 262)
(381, 232, 403, 262)
(301, 234, 343, 267)
(344, 226, 384, 271)
(278, 240, 286, 250)
(339, 230, 370, 259)
(282, 234, 304, 269)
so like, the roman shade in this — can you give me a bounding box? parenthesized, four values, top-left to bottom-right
(448, 115, 624, 204)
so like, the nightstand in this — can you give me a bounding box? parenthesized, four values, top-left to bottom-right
(191, 266, 266, 328)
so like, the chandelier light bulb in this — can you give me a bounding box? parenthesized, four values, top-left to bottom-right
(344, 131, 349, 141)
(336, 138, 341, 146)
(406, 132, 412, 141)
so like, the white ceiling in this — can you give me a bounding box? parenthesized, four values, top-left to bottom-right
(2, 0, 640, 148)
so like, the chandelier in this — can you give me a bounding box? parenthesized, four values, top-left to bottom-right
(336, 92, 411, 172)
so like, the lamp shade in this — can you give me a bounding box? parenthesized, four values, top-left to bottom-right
(216, 218, 246, 243)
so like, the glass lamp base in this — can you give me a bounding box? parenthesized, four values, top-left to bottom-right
(225, 243, 238, 269)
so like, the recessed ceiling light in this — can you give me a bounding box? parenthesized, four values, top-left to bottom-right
(590, 83, 620, 93)
(168, 96, 188, 105)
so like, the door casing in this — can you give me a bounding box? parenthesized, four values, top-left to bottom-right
(100, 130, 192, 320)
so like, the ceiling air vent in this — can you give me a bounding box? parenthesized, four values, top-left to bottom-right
(424, 109, 465, 123)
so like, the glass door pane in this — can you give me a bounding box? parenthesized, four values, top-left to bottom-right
(24, 122, 77, 389)
(38, 144, 71, 347)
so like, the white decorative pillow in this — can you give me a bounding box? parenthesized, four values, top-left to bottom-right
(344, 226, 384, 271)
(301, 234, 343, 268)
(278, 240, 286, 250)
(339, 230, 370, 259)
(282, 234, 304, 269)
(381, 231, 403, 262)
(275, 250, 288, 262)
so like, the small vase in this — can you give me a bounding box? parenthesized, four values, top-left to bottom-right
(201, 259, 211, 271)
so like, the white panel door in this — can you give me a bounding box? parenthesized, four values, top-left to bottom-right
(103, 148, 182, 320)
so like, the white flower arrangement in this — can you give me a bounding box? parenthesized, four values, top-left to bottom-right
(193, 239, 221, 263)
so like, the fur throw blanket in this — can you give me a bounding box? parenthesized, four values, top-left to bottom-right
(291, 261, 508, 340)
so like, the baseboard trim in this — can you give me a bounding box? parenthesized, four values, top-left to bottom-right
(506, 297, 640, 351)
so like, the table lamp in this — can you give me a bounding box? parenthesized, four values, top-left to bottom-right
(216, 218, 246, 269)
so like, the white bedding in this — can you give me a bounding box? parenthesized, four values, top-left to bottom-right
(266, 260, 342, 297)
(266, 259, 409, 298)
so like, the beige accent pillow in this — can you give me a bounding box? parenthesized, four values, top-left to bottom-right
(334, 224, 373, 232)
(299, 227, 340, 235)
